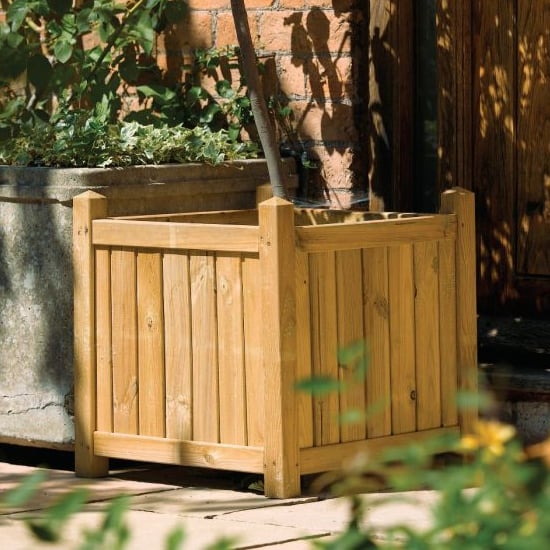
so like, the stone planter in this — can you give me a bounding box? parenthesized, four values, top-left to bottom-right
(73, 188, 477, 497)
(0, 159, 297, 448)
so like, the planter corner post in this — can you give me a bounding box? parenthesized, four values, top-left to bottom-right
(440, 187, 478, 435)
(73, 191, 109, 477)
(258, 197, 301, 498)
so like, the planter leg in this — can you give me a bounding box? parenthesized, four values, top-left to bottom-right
(73, 192, 109, 477)
(259, 197, 301, 498)
(440, 187, 478, 435)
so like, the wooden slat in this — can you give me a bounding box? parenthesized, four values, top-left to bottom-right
(300, 427, 460, 475)
(259, 197, 301, 498)
(73, 191, 109, 477)
(363, 247, 392, 438)
(95, 247, 113, 433)
(517, 2, 550, 276)
(115, 209, 258, 225)
(111, 248, 139, 435)
(190, 252, 219, 443)
(413, 241, 442, 430)
(309, 251, 340, 446)
(163, 252, 193, 440)
(93, 220, 259, 253)
(388, 245, 417, 434)
(441, 188, 478, 435)
(216, 254, 247, 445)
(296, 215, 456, 252)
(295, 250, 314, 448)
(137, 251, 165, 437)
(472, 0, 516, 307)
(242, 255, 264, 447)
(336, 249, 366, 442)
(438, 239, 458, 426)
(94, 432, 264, 473)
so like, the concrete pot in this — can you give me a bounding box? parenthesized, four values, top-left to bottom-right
(0, 159, 297, 448)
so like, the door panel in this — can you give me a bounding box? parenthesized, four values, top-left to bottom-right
(517, 2, 550, 276)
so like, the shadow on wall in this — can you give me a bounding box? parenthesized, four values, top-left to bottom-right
(283, 5, 365, 207)
(0, 176, 74, 432)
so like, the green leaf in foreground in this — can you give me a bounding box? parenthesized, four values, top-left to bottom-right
(27, 488, 89, 543)
(2, 470, 48, 508)
(295, 376, 344, 396)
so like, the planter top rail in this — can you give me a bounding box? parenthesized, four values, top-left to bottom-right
(91, 208, 457, 253)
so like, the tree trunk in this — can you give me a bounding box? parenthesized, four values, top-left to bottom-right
(230, 0, 287, 199)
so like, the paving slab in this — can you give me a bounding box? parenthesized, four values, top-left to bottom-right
(0, 462, 440, 549)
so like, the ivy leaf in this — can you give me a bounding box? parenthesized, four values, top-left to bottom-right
(216, 79, 235, 99)
(53, 40, 73, 63)
(200, 103, 221, 124)
(6, 0, 30, 32)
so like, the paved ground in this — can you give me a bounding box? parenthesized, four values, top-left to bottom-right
(0, 461, 438, 549)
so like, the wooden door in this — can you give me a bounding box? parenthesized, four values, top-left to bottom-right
(438, 0, 550, 315)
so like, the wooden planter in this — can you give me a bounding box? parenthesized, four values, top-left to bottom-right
(73, 188, 477, 498)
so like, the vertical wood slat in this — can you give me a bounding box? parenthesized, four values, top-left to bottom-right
(413, 241, 442, 430)
(190, 252, 219, 443)
(336, 249, 366, 442)
(95, 247, 113, 433)
(111, 249, 139, 435)
(441, 188, 477, 435)
(73, 191, 109, 477)
(388, 244, 417, 434)
(309, 251, 340, 446)
(242, 255, 264, 447)
(363, 247, 392, 438)
(216, 254, 247, 445)
(517, 2, 550, 276)
(137, 251, 165, 437)
(163, 252, 193, 440)
(295, 250, 314, 448)
(472, 0, 516, 306)
(259, 197, 300, 499)
(438, 239, 458, 427)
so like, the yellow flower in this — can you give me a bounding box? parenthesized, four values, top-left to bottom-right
(460, 420, 516, 458)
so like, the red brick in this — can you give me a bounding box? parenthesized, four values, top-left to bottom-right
(280, 0, 305, 8)
(308, 145, 355, 195)
(215, 12, 260, 48)
(302, 55, 353, 101)
(186, 0, 274, 8)
(259, 10, 352, 54)
(186, 0, 228, 9)
(278, 56, 307, 97)
(290, 100, 357, 142)
(306, 0, 355, 10)
(243, 0, 276, 7)
(160, 12, 214, 51)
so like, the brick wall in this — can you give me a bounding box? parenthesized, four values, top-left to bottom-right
(160, 0, 369, 207)
(0, 1, 370, 207)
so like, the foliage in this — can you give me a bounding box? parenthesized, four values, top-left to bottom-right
(0, 0, 260, 166)
(312, 420, 550, 549)
(298, 341, 550, 549)
(0, 104, 259, 167)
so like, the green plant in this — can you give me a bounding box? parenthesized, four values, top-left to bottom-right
(294, 340, 550, 549)
(0, 1, 262, 166)
(0, 0, 185, 132)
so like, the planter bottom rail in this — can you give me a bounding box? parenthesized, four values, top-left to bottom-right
(73, 188, 477, 498)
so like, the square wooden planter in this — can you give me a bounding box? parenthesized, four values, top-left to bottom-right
(73, 188, 477, 498)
